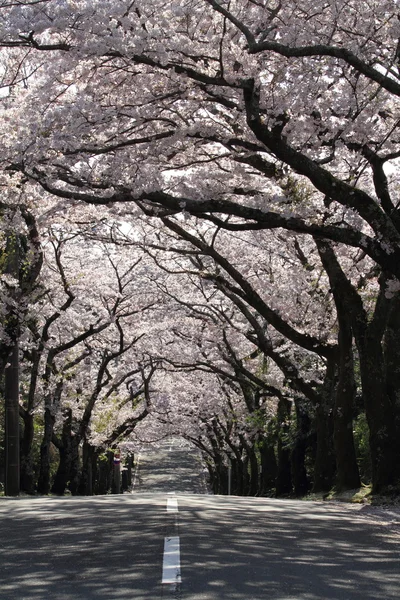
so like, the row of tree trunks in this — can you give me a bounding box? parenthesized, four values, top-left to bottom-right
(204, 395, 320, 497)
(317, 240, 400, 494)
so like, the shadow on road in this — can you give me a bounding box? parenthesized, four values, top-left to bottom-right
(0, 495, 166, 600)
(179, 496, 400, 600)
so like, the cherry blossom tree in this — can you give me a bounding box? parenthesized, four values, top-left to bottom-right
(1, 0, 400, 492)
(16, 219, 162, 494)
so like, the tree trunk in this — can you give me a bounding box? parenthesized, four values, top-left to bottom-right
(291, 398, 311, 496)
(275, 397, 292, 496)
(229, 446, 245, 495)
(78, 442, 94, 495)
(51, 409, 73, 496)
(259, 436, 277, 495)
(96, 452, 113, 495)
(37, 407, 55, 495)
(333, 301, 361, 491)
(358, 332, 400, 493)
(20, 409, 35, 494)
(313, 365, 336, 493)
(246, 444, 260, 496)
(316, 240, 400, 493)
(4, 343, 20, 496)
(384, 294, 400, 459)
(67, 437, 81, 495)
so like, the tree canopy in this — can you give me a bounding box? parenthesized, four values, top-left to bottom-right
(1, 0, 400, 496)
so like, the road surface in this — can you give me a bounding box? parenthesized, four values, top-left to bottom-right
(0, 439, 399, 599)
(131, 437, 208, 494)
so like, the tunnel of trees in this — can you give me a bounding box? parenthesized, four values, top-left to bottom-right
(0, 0, 399, 497)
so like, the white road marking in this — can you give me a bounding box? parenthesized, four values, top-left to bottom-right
(167, 498, 179, 513)
(162, 536, 181, 584)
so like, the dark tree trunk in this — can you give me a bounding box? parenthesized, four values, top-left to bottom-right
(51, 408, 73, 496)
(209, 452, 224, 494)
(67, 437, 81, 496)
(384, 294, 400, 461)
(241, 454, 250, 495)
(259, 436, 277, 495)
(333, 319, 361, 491)
(78, 442, 94, 495)
(333, 364, 361, 490)
(246, 445, 260, 496)
(313, 364, 336, 493)
(96, 452, 113, 495)
(229, 457, 241, 495)
(4, 343, 20, 497)
(37, 407, 55, 495)
(313, 401, 336, 492)
(229, 446, 245, 495)
(205, 460, 217, 494)
(275, 397, 292, 496)
(317, 240, 400, 493)
(20, 409, 35, 494)
(126, 454, 134, 489)
(358, 332, 400, 493)
(291, 398, 311, 496)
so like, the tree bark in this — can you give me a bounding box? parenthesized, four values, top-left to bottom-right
(37, 407, 56, 495)
(357, 331, 400, 492)
(291, 398, 311, 496)
(333, 309, 361, 491)
(246, 444, 260, 496)
(4, 343, 20, 496)
(275, 397, 292, 496)
(259, 435, 277, 495)
(20, 408, 35, 494)
(96, 452, 113, 494)
(313, 363, 336, 493)
(384, 294, 400, 454)
(79, 442, 94, 495)
(51, 408, 73, 496)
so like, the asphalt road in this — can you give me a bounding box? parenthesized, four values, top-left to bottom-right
(132, 437, 208, 494)
(0, 440, 399, 599)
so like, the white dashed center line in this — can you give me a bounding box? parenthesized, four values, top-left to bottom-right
(162, 536, 181, 584)
(167, 497, 179, 513)
(162, 496, 181, 585)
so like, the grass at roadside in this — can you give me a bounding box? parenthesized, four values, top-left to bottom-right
(302, 484, 400, 507)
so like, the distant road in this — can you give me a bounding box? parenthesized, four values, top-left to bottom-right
(132, 437, 209, 494)
(0, 440, 399, 599)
